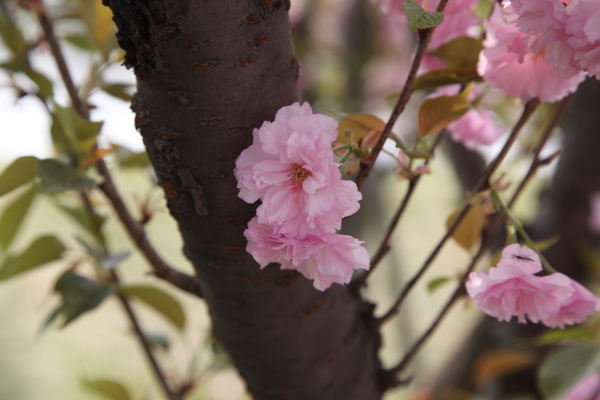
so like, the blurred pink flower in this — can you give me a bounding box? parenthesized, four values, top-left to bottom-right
(467, 244, 600, 327)
(245, 217, 370, 291)
(478, 5, 586, 102)
(447, 108, 506, 150)
(589, 192, 600, 234)
(234, 102, 361, 236)
(507, 0, 600, 78)
(562, 372, 600, 400)
(542, 277, 600, 328)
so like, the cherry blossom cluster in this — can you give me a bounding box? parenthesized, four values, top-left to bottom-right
(234, 102, 369, 291)
(466, 244, 600, 328)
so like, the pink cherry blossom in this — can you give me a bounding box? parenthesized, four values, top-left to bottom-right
(562, 372, 600, 400)
(234, 102, 362, 236)
(506, 0, 600, 79)
(478, 5, 586, 103)
(244, 218, 370, 291)
(542, 277, 600, 328)
(589, 192, 600, 234)
(371, 0, 481, 50)
(447, 108, 507, 150)
(467, 244, 600, 327)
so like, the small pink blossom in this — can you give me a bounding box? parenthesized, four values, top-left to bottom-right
(244, 218, 370, 291)
(562, 372, 600, 400)
(467, 244, 600, 327)
(478, 5, 586, 102)
(447, 108, 507, 150)
(590, 192, 600, 234)
(234, 102, 362, 236)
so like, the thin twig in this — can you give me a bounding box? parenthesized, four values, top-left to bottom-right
(352, 131, 446, 290)
(384, 99, 561, 382)
(355, 0, 450, 191)
(35, 1, 89, 119)
(508, 96, 570, 208)
(112, 269, 183, 400)
(96, 161, 203, 296)
(34, 0, 202, 297)
(375, 99, 540, 326)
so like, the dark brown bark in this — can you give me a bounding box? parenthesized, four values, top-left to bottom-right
(104, 1, 385, 398)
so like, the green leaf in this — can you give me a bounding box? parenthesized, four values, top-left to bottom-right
(0, 235, 65, 281)
(403, 1, 444, 31)
(427, 277, 450, 293)
(121, 285, 186, 330)
(0, 58, 54, 98)
(538, 345, 600, 400)
(101, 83, 133, 102)
(65, 34, 96, 51)
(54, 202, 106, 245)
(413, 68, 482, 91)
(446, 202, 486, 251)
(533, 327, 596, 347)
(430, 37, 484, 70)
(37, 159, 101, 193)
(51, 273, 115, 326)
(0, 14, 27, 57)
(474, 0, 494, 19)
(111, 144, 151, 169)
(82, 379, 131, 400)
(54, 105, 103, 153)
(0, 156, 39, 197)
(418, 84, 472, 136)
(143, 331, 170, 351)
(0, 184, 37, 250)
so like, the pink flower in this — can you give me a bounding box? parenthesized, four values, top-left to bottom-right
(234, 102, 362, 236)
(371, 0, 481, 50)
(467, 244, 600, 327)
(244, 218, 370, 291)
(478, 5, 586, 102)
(542, 277, 600, 328)
(562, 372, 600, 400)
(589, 192, 600, 234)
(447, 108, 506, 150)
(507, 0, 600, 79)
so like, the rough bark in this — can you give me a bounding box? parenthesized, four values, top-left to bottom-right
(103, 1, 386, 398)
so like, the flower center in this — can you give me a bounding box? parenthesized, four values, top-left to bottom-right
(289, 164, 310, 186)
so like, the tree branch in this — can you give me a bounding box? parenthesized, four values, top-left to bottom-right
(355, 0, 449, 191)
(34, 0, 202, 297)
(375, 99, 540, 326)
(352, 131, 446, 290)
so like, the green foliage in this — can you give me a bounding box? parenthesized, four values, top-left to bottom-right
(101, 83, 133, 101)
(417, 84, 472, 136)
(0, 184, 37, 250)
(0, 156, 39, 197)
(427, 277, 450, 293)
(51, 105, 103, 156)
(47, 272, 115, 327)
(82, 379, 131, 400)
(429, 37, 484, 70)
(121, 285, 186, 331)
(112, 145, 151, 169)
(538, 345, 600, 399)
(402, 1, 444, 31)
(37, 158, 101, 193)
(413, 69, 482, 91)
(532, 326, 596, 346)
(0, 58, 54, 98)
(0, 13, 27, 58)
(0, 235, 65, 281)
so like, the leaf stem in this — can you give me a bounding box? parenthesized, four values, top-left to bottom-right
(355, 0, 450, 191)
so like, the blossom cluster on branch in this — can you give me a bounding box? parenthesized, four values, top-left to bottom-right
(235, 103, 369, 291)
(466, 244, 600, 328)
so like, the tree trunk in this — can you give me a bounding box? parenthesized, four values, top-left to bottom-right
(103, 1, 386, 398)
